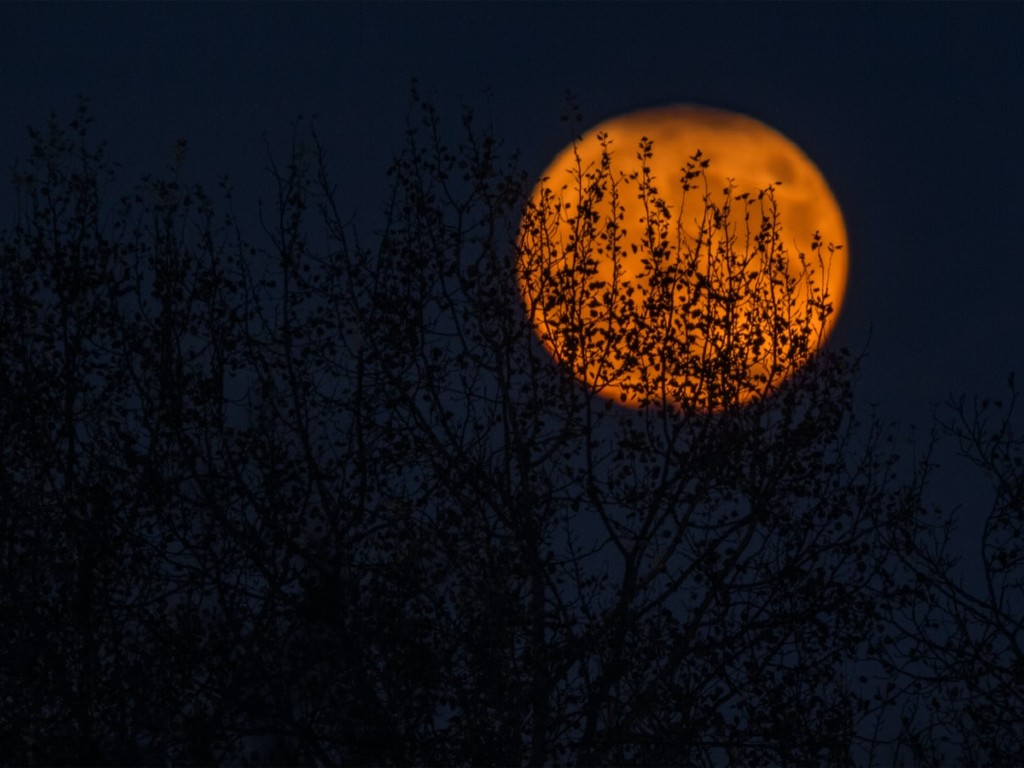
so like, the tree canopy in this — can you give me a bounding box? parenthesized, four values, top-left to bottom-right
(1, 97, 1021, 766)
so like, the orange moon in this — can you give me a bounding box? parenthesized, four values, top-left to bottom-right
(516, 105, 848, 410)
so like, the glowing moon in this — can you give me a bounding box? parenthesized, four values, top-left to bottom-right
(516, 105, 848, 411)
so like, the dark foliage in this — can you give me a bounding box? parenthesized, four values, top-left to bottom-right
(1, 98, 1020, 766)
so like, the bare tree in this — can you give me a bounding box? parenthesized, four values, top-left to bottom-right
(874, 382, 1024, 765)
(6, 96, 1008, 767)
(348, 92, 924, 765)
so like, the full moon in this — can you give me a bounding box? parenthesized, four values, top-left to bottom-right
(516, 105, 848, 411)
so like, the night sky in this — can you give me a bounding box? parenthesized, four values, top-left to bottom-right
(3, 1, 1023, 480)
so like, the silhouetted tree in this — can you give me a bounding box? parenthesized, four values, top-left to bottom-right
(873, 382, 1024, 765)
(358, 92, 917, 766)
(2, 96, 1019, 766)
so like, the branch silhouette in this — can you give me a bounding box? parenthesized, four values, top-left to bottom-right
(0, 96, 1019, 766)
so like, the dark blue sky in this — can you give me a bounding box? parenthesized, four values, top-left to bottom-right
(3, 1, 1023, 437)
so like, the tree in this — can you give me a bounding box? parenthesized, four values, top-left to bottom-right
(364, 92, 919, 765)
(2, 95, 1014, 766)
(875, 383, 1024, 765)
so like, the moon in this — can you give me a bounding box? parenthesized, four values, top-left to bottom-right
(516, 105, 848, 411)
